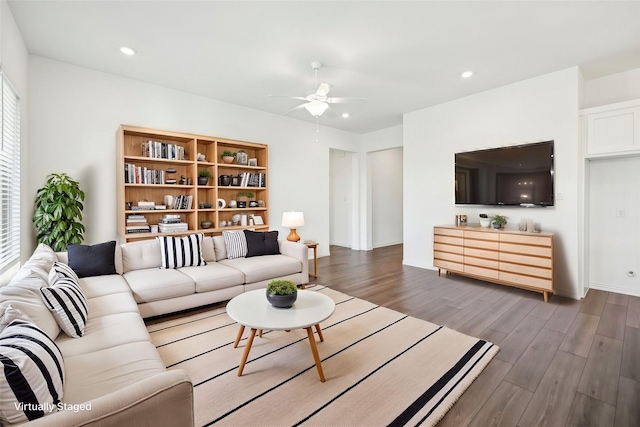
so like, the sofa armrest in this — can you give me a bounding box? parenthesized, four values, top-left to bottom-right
(278, 240, 309, 284)
(26, 370, 193, 427)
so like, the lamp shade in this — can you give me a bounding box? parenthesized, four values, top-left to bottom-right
(304, 101, 329, 117)
(282, 212, 304, 227)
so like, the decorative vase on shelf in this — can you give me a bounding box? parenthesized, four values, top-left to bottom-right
(198, 176, 209, 186)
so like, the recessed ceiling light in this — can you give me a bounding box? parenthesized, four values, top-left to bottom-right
(342, 113, 350, 118)
(461, 71, 473, 78)
(120, 46, 137, 56)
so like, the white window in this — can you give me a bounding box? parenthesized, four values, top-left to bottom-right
(1, 70, 21, 277)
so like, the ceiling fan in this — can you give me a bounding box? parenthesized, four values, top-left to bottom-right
(270, 61, 366, 118)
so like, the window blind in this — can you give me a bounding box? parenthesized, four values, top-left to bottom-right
(1, 70, 21, 274)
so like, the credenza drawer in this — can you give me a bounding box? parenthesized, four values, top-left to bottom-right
(464, 264, 499, 280)
(434, 259, 464, 273)
(464, 238, 499, 250)
(500, 252, 552, 268)
(464, 247, 499, 260)
(434, 243, 463, 254)
(434, 251, 464, 263)
(464, 230, 500, 241)
(500, 262, 552, 279)
(434, 235, 463, 246)
(500, 233, 552, 247)
(500, 242, 552, 258)
(465, 256, 499, 270)
(434, 227, 464, 237)
(499, 271, 553, 291)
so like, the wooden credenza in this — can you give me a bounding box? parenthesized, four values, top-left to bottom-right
(434, 226, 554, 302)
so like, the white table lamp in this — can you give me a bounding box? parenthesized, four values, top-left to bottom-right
(282, 211, 304, 242)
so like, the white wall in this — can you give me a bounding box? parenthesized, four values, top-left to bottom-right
(26, 56, 360, 258)
(1, 0, 29, 263)
(329, 149, 354, 247)
(404, 67, 582, 299)
(369, 147, 403, 248)
(583, 68, 640, 109)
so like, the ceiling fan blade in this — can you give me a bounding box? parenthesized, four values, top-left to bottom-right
(281, 104, 307, 116)
(268, 94, 308, 101)
(324, 106, 338, 119)
(315, 83, 332, 97)
(326, 97, 367, 104)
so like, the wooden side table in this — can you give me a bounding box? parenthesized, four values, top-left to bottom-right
(303, 241, 318, 278)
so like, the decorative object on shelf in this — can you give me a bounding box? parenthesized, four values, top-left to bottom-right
(479, 213, 491, 228)
(237, 191, 254, 203)
(248, 158, 258, 167)
(231, 175, 240, 186)
(166, 167, 176, 174)
(236, 150, 248, 165)
(237, 201, 247, 208)
(519, 219, 528, 232)
(178, 175, 186, 185)
(33, 173, 85, 252)
(200, 220, 213, 229)
(199, 202, 213, 209)
(229, 200, 237, 208)
(218, 175, 231, 186)
(151, 225, 159, 233)
(164, 195, 174, 207)
(491, 214, 507, 229)
(221, 150, 236, 164)
(253, 215, 264, 225)
(198, 169, 212, 185)
(241, 214, 248, 226)
(249, 200, 259, 207)
(282, 211, 304, 242)
(197, 153, 206, 162)
(232, 214, 242, 223)
(258, 200, 265, 207)
(220, 220, 227, 227)
(266, 279, 298, 309)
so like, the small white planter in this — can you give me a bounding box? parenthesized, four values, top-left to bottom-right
(479, 218, 491, 228)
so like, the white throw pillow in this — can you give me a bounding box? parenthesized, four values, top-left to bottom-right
(157, 233, 207, 269)
(0, 320, 64, 424)
(222, 230, 248, 259)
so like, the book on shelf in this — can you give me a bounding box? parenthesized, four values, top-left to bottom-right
(141, 140, 185, 161)
(124, 163, 166, 184)
(172, 195, 193, 210)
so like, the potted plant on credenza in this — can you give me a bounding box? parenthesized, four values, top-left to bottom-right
(491, 214, 507, 229)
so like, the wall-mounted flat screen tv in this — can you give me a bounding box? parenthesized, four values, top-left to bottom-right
(455, 141, 554, 206)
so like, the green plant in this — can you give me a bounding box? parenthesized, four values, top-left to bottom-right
(221, 150, 236, 158)
(266, 280, 298, 295)
(33, 173, 85, 252)
(198, 168, 212, 178)
(237, 191, 255, 199)
(479, 213, 488, 219)
(491, 214, 507, 226)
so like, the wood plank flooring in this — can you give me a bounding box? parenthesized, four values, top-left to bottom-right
(311, 244, 639, 427)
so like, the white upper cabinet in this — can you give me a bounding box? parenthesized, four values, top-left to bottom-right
(581, 100, 640, 157)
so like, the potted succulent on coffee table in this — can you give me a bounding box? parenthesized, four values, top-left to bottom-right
(266, 280, 298, 308)
(491, 214, 507, 229)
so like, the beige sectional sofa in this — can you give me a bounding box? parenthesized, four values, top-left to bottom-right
(0, 235, 308, 426)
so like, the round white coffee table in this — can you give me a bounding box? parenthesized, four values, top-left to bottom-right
(227, 289, 335, 382)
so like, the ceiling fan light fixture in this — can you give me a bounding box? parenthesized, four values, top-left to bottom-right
(120, 46, 137, 56)
(304, 101, 329, 117)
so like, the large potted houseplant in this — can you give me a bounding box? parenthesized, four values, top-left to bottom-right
(491, 214, 507, 229)
(266, 280, 298, 308)
(32, 173, 85, 252)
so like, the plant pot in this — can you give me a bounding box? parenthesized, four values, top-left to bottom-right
(200, 220, 212, 229)
(198, 176, 209, 186)
(480, 218, 491, 228)
(222, 156, 234, 164)
(493, 223, 502, 229)
(266, 291, 297, 309)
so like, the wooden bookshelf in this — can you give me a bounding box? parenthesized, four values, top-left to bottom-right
(117, 125, 269, 242)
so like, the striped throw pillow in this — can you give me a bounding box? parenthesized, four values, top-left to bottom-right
(41, 276, 88, 338)
(222, 230, 248, 259)
(158, 233, 207, 269)
(47, 261, 80, 284)
(0, 320, 64, 424)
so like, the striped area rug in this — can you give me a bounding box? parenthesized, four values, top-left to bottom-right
(147, 286, 498, 426)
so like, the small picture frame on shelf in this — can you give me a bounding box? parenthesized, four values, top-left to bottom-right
(236, 151, 248, 165)
(252, 215, 264, 225)
(248, 158, 258, 167)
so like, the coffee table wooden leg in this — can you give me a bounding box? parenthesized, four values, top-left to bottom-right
(306, 327, 325, 382)
(233, 325, 245, 348)
(238, 328, 256, 377)
(315, 324, 324, 342)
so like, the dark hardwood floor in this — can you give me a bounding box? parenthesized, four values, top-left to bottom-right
(311, 244, 639, 427)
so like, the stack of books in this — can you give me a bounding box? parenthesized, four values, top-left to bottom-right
(126, 214, 151, 234)
(158, 214, 188, 233)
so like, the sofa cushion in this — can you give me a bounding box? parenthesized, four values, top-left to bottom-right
(244, 230, 280, 257)
(13, 244, 57, 283)
(48, 261, 80, 284)
(0, 320, 64, 425)
(158, 234, 206, 269)
(41, 276, 88, 338)
(67, 241, 117, 278)
(0, 274, 61, 340)
(121, 239, 162, 273)
(62, 341, 166, 404)
(202, 236, 216, 262)
(178, 263, 245, 293)
(223, 230, 247, 259)
(219, 254, 302, 284)
(124, 269, 195, 303)
(55, 312, 150, 357)
(213, 235, 227, 261)
(79, 274, 132, 299)
(87, 292, 139, 318)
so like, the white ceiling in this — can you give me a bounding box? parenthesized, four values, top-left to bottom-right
(8, 0, 640, 134)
